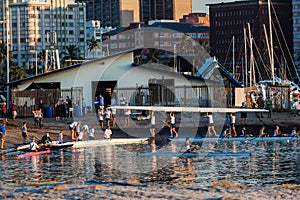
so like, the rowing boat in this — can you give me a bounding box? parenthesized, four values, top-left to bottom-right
(168, 137, 300, 143)
(18, 149, 51, 159)
(138, 151, 251, 157)
(66, 138, 149, 148)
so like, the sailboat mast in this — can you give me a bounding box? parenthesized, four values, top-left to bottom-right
(233, 35, 235, 74)
(268, 0, 275, 85)
(248, 23, 254, 87)
(244, 27, 248, 87)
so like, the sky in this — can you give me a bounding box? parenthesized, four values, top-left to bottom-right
(192, 0, 233, 13)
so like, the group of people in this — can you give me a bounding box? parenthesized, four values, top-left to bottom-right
(0, 100, 17, 121)
(54, 96, 73, 121)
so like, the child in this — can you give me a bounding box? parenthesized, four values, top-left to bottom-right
(58, 130, 64, 143)
(32, 110, 39, 128)
(104, 126, 112, 140)
(21, 122, 28, 144)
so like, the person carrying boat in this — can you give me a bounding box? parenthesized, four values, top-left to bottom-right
(29, 138, 40, 151)
(40, 133, 52, 146)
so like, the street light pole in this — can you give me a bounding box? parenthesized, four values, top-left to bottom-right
(6, 17, 9, 111)
(0, 18, 9, 111)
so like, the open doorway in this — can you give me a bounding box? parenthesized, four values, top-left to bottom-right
(92, 81, 117, 108)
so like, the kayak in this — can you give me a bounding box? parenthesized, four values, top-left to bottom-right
(18, 149, 51, 159)
(138, 151, 251, 157)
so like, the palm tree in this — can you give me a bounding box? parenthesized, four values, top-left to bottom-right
(87, 35, 99, 58)
(62, 45, 83, 66)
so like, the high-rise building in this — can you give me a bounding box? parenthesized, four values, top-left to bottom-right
(180, 13, 210, 26)
(79, 0, 140, 27)
(208, 0, 293, 82)
(140, 0, 192, 23)
(293, 0, 300, 75)
(0, 0, 86, 70)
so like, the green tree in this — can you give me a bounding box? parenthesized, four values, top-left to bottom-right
(62, 45, 83, 66)
(87, 35, 99, 58)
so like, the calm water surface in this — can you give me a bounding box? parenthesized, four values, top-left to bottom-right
(0, 139, 299, 189)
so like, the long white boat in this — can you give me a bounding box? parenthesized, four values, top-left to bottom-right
(65, 138, 149, 148)
(16, 138, 149, 151)
(169, 137, 300, 143)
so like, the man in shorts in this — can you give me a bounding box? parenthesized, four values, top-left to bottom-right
(0, 121, 6, 149)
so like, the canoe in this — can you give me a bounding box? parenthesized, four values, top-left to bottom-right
(18, 149, 51, 159)
(138, 151, 251, 157)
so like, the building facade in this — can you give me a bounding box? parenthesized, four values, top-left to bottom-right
(0, 0, 86, 71)
(179, 12, 210, 26)
(78, 0, 140, 27)
(209, 0, 293, 82)
(140, 0, 192, 23)
(293, 0, 300, 76)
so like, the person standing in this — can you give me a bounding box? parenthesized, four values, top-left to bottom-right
(170, 112, 178, 138)
(11, 100, 17, 121)
(60, 100, 67, 121)
(99, 94, 104, 109)
(55, 100, 61, 122)
(240, 102, 247, 124)
(266, 97, 273, 118)
(119, 93, 126, 106)
(37, 109, 43, 128)
(38, 99, 45, 114)
(1, 102, 7, 121)
(206, 112, 217, 137)
(58, 130, 64, 143)
(256, 95, 265, 118)
(229, 112, 237, 137)
(21, 122, 28, 144)
(0, 121, 6, 149)
(94, 96, 99, 114)
(150, 111, 156, 137)
(67, 96, 73, 118)
(82, 98, 87, 116)
(124, 103, 131, 126)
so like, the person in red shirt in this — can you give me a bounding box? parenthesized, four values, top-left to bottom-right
(1, 102, 7, 121)
(11, 100, 17, 121)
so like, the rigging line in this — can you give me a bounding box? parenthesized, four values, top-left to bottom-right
(252, 38, 272, 79)
(253, 58, 264, 82)
(271, 20, 293, 81)
(221, 37, 233, 69)
(271, 2, 300, 81)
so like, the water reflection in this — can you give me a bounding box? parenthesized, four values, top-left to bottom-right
(0, 140, 299, 188)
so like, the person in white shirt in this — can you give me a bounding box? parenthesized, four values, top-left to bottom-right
(77, 131, 84, 141)
(119, 93, 126, 105)
(169, 112, 178, 138)
(29, 138, 40, 151)
(82, 98, 87, 116)
(229, 112, 237, 137)
(69, 121, 79, 141)
(206, 112, 217, 137)
(88, 127, 95, 140)
(104, 126, 112, 140)
(150, 112, 156, 137)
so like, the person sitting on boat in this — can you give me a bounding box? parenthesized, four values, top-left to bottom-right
(40, 132, 52, 146)
(259, 126, 268, 137)
(104, 126, 112, 140)
(273, 125, 281, 137)
(290, 127, 299, 137)
(29, 138, 40, 151)
(58, 130, 64, 143)
(240, 127, 247, 137)
(185, 137, 198, 153)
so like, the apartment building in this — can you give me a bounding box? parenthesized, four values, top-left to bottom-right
(140, 0, 192, 23)
(0, 0, 86, 70)
(293, 0, 300, 74)
(79, 0, 140, 27)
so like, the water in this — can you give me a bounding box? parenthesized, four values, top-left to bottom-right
(0, 140, 299, 189)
